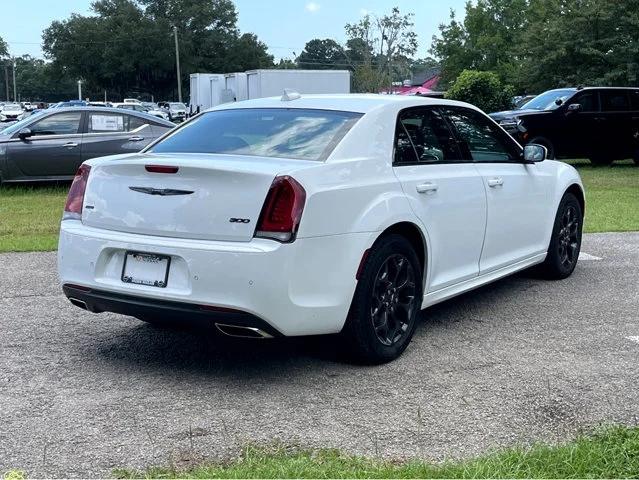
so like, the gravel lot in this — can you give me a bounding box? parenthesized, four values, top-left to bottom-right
(1, 232, 638, 477)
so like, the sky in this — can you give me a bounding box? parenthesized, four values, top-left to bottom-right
(2, 0, 468, 60)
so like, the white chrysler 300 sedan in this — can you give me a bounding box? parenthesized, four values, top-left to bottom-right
(58, 93, 585, 363)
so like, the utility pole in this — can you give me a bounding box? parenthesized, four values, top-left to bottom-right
(173, 26, 182, 103)
(77, 80, 82, 100)
(12, 59, 17, 102)
(4, 65, 8, 101)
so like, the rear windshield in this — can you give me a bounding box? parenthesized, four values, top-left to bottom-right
(149, 108, 362, 161)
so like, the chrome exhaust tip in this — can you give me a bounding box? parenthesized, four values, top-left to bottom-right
(68, 298, 88, 310)
(215, 323, 273, 339)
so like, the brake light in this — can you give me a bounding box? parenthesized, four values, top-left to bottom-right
(255, 176, 306, 242)
(63, 164, 91, 220)
(145, 165, 179, 174)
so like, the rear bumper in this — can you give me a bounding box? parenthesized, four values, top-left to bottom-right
(58, 221, 375, 336)
(63, 284, 283, 337)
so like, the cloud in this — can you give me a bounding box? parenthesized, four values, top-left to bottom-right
(305, 2, 321, 13)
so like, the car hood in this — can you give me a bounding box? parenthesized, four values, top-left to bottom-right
(489, 109, 553, 121)
(2, 109, 23, 115)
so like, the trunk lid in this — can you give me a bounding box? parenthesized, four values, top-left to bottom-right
(82, 153, 313, 242)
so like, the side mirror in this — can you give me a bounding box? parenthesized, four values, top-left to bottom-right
(554, 98, 564, 106)
(18, 128, 33, 139)
(567, 103, 582, 113)
(523, 144, 547, 163)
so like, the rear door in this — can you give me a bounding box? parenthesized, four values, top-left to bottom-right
(7, 111, 83, 176)
(600, 89, 633, 159)
(392, 107, 487, 292)
(440, 106, 552, 273)
(82, 111, 154, 161)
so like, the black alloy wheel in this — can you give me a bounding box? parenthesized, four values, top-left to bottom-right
(341, 234, 423, 364)
(537, 192, 583, 280)
(371, 254, 417, 346)
(557, 204, 580, 270)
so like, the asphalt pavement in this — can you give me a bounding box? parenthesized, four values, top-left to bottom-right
(1, 232, 638, 477)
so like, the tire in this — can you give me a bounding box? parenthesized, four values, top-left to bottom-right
(529, 137, 555, 159)
(537, 192, 583, 280)
(340, 234, 423, 364)
(589, 153, 613, 166)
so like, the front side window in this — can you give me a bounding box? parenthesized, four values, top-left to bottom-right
(394, 108, 461, 165)
(29, 112, 82, 136)
(149, 108, 362, 161)
(573, 92, 599, 112)
(601, 91, 630, 111)
(441, 107, 519, 162)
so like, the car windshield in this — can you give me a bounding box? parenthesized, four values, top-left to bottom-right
(521, 89, 577, 111)
(169, 103, 186, 109)
(149, 108, 362, 161)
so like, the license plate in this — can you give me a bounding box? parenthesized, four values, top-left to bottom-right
(121, 252, 170, 288)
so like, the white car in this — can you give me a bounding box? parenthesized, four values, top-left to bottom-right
(57, 94, 585, 363)
(1, 103, 24, 122)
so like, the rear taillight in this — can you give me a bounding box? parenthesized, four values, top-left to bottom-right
(255, 176, 306, 242)
(63, 164, 91, 221)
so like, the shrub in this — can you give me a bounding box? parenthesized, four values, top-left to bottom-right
(445, 69, 515, 113)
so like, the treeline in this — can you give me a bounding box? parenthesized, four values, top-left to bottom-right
(433, 0, 639, 93)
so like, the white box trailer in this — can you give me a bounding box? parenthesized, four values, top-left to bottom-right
(189, 73, 225, 112)
(223, 72, 248, 103)
(190, 69, 351, 111)
(246, 69, 351, 99)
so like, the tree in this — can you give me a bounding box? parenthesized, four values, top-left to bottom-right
(520, 0, 639, 91)
(0, 36, 7, 58)
(42, 0, 274, 101)
(445, 69, 514, 112)
(297, 39, 345, 69)
(345, 7, 418, 92)
(430, 0, 528, 90)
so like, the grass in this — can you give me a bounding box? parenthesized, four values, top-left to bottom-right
(0, 184, 67, 252)
(0, 161, 637, 253)
(113, 425, 639, 479)
(569, 159, 639, 233)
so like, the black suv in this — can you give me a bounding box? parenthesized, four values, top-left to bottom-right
(494, 87, 639, 165)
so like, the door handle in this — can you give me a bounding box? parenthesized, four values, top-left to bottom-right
(487, 177, 504, 188)
(416, 182, 439, 194)
(62, 142, 78, 148)
(128, 135, 145, 142)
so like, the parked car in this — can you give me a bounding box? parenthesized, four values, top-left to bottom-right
(116, 102, 169, 121)
(1, 103, 25, 122)
(490, 88, 577, 134)
(57, 94, 585, 363)
(0, 107, 174, 183)
(513, 87, 639, 165)
(48, 100, 88, 109)
(158, 101, 187, 122)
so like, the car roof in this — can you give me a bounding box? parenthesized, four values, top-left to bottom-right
(38, 106, 174, 126)
(208, 93, 474, 114)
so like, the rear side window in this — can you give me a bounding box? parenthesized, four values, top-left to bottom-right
(601, 91, 630, 111)
(395, 108, 462, 165)
(88, 113, 147, 133)
(149, 108, 362, 161)
(630, 91, 639, 110)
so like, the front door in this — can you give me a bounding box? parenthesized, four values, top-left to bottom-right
(440, 106, 552, 273)
(8, 111, 84, 176)
(391, 107, 487, 292)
